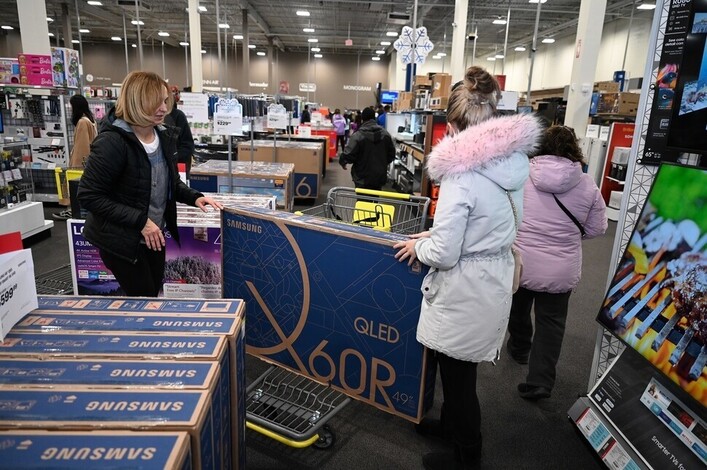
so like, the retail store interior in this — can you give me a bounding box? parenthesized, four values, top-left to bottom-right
(1, 0, 706, 469)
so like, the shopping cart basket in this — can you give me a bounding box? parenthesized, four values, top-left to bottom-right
(298, 186, 430, 234)
(246, 366, 351, 449)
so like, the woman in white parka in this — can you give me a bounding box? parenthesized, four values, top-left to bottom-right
(395, 67, 542, 470)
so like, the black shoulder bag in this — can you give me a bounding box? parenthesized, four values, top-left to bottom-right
(553, 194, 586, 238)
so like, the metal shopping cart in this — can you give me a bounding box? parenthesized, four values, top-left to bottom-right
(245, 187, 430, 450)
(298, 186, 430, 234)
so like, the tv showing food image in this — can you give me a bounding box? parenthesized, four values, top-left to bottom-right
(597, 164, 707, 408)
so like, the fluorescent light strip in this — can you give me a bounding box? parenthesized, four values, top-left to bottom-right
(296, 10, 310, 17)
(303, 28, 315, 33)
(219, 24, 230, 29)
(314, 53, 323, 58)
(158, 31, 169, 37)
(256, 51, 266, 56)
(233, 34, 244, 40)
(380, 41, 391, 46)
(79, 28, 90, 33)
(372, 56, 381, 61)
(311, 47, 321, 52)
(308, 38, 318, 43)
(87, 1, 103, 5)
(386, 31, 398, 37)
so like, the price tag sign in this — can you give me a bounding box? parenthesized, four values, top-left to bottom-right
(213, 98, 243, 135)
(586, 124, 600, 139)
(11, 169, 22, 181)
(298, 126, 312, 137)
(267, 104, 289, 130)
(2, 170, 13, 183)
(0, 249, 38, 340)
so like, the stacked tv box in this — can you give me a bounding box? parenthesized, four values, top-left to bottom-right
(0, 295, 246, 470)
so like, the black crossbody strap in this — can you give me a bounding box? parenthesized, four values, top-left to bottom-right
(553, 194, 586, 237)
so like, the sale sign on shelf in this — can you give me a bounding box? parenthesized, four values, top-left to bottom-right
(213, 98, 243, 135)
(0, 248, 38, 340)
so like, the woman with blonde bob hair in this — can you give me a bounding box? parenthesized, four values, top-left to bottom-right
(78, 71, 222, 297)
(395, 66, 542, 469)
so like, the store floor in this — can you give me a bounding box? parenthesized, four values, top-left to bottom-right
(30, 158, 609, 469)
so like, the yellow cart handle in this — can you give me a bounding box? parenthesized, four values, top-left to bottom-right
(354, 188, 411, 200)
(246, 421, 321, 448)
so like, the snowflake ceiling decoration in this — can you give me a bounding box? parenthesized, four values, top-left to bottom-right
(393, 26, 434, 65)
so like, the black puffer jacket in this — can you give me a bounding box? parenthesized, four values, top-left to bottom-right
(77, 110, 203, 263)
(340, 120, 395, 189)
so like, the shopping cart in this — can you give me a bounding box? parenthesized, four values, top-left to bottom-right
(298, 186, 430, 234)
(246, 366, 351, 449)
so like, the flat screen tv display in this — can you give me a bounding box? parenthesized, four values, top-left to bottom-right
(380, 90, 399, 105)
(597, 164, 707, 409)
(667, 0, 707, 155)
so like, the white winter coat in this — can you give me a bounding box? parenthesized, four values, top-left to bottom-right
(413, 114, 542, 362)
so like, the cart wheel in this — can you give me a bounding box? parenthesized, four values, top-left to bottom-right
(312, 425, 335, 450)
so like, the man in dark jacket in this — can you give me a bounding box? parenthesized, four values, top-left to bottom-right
(300, 104, 311, 124)
(164, 86, 195, 178)
(339, 107, 395, 190)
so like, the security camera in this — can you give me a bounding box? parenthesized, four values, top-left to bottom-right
(467, 33, 477, 41)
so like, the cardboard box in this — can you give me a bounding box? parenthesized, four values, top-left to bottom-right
(0, 431, 191, 469)
(17, 54, 51, 66)
(594, 80, 620, 93)
(431, 73, 452, 98)
(430, 96, 448, 110)
(190, 161, 295, 210)
(36, 295, 244, 315)
(0, 59, 20, 85)
(413, 75, 432, 88)
(237, 140, 323, 199)
(597, 92, 640, 115)
(0, 388, 215, 469)
(18, 63, 53, 87)
(221, 207, 435, 422)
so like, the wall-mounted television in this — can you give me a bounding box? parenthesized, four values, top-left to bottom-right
(667, 0, 707, 155)
(596, 163, 707, 409)
(380, 90, 399, 105)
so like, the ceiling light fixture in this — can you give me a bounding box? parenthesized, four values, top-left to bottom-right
(233, 34, 243, 40)
(296, 10, 310, 17)
(386, 31, 398, 37)
(372, 56, 381, 61)
(314, 53, 323, 58)
(48, 32, 55, 37)
(487, 57, 496, 61)
(381, 41, 391, 46)
(308, 38, 318, 43)
(311, 47, 321, 52)
(132, 44, 137, 48)
(437, 52, 447, 57)
(637, 3, 656, 9)
(432, 55, 442, 60)
(541, 38, 555, 43)
(79, 28, 90, 33)
(218, 23, 230, 29)
(158, 31, 169, 37)
(1, 26, 13, 30)
(72, 39, 80, 44)
(495, 54, 504, 59)
(256, 51, 266, 56)
(514, 46, 526, 51)
(528, 0, 548, 3)
(248, 44, 256, 49)
(199, 5, 207, 12)
(47, 17, 54, 22)
(201, 50, 207, 54)
(303, 28, 315, 33)
(376, 50, 385, 54)
(492, 18, 507, 25)
(111, 36, 122, 41)
(131, 20, 145, 26)
(179, 41, 189, 46)
(87, 1, 103, 5)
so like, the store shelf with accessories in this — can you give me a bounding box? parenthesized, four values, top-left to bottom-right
(0, 142, 53, 238)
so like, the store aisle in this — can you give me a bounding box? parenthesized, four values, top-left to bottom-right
(29, 157, 608, 469)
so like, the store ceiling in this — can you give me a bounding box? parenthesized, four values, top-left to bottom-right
(2, 0, 654, 60)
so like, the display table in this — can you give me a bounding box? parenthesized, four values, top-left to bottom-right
(0, 201, 53, 239)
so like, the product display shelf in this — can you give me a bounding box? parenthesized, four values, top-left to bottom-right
(0, 201, 53, 238)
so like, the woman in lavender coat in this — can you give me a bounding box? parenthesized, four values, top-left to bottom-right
(507, 125, 608, 400)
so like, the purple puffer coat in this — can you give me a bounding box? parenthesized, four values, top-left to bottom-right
(514, 155, 608, 293)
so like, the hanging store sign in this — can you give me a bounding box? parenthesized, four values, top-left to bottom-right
(343, 85, 372, 91)
(213, 98, 243, 135)
(179, 92, 209, 123)
(249, 81, 268, 88)
(299, 82, 316, 92)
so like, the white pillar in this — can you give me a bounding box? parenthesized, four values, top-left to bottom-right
(17, 0, 51, 54)
(188, 0, 203, 92)
(564, 0, 608, 137)
(450, 0, 469, 82)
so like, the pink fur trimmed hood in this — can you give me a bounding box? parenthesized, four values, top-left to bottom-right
(426, 113, 542, 182)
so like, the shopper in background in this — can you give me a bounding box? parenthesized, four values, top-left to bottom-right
(78, 71, 222, 297)
(300, 104, 311, 124)
(394, 66, 541, 470)
(339, 107, 395, 190)
(332, 108, 347, 154)
(507, 125, 607, 400)
(350, 111, 361, 134)
(377, 104, 390, 128)
(163, 85, 195, 179)
(53, 94, 98, 220)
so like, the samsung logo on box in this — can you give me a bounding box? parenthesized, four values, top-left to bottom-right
(85, 400, 184, 412)
(41, 447, 157, 461)
(109, 368, 198, 378)
(127, 340, 207, 349)
(152, 320, 223, 328)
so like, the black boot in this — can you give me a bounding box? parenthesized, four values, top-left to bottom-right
(422, 450, 460, 470)
(415, 417, 444, 439)
(456, 438, 482, 469)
